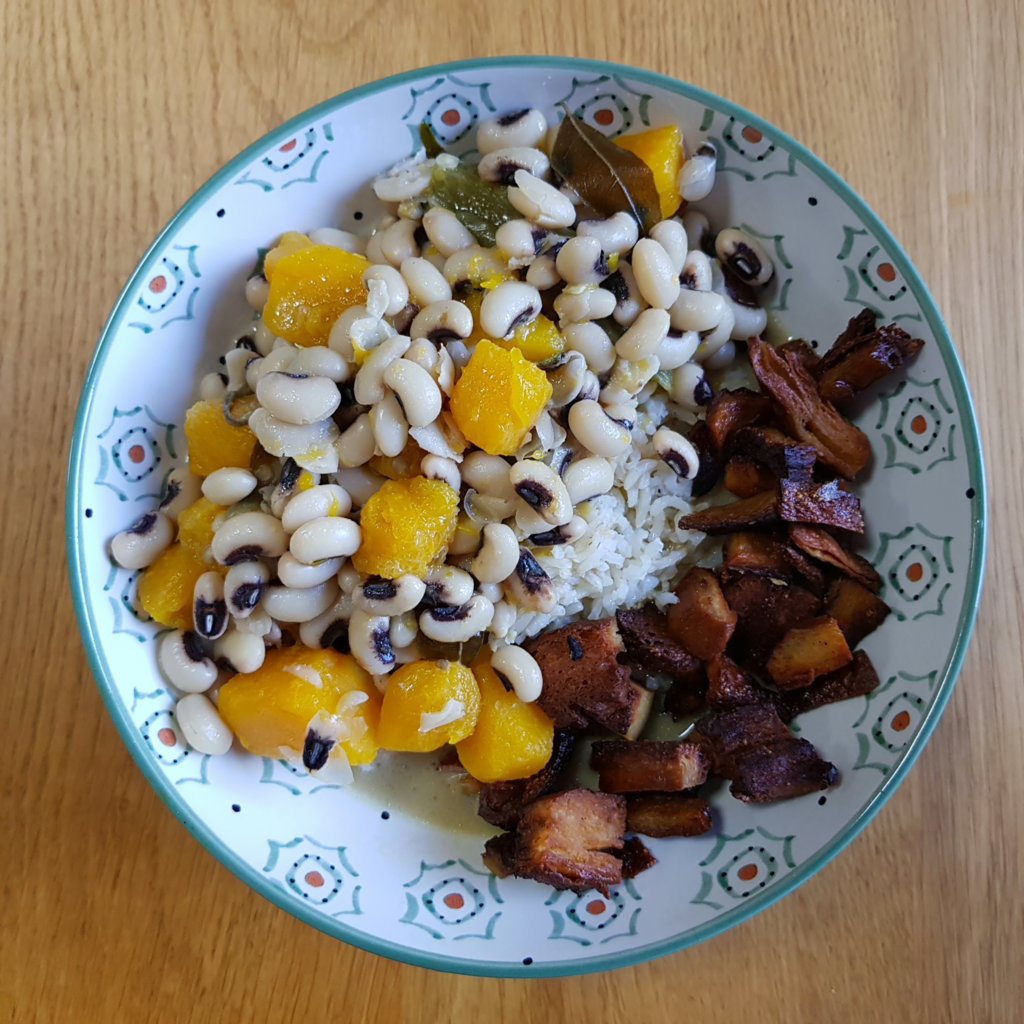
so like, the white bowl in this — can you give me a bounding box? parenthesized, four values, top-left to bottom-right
(67, 57, 986, 976)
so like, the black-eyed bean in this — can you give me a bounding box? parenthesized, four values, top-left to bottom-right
(309, 226, 367, 254)
(422, 207, 475, 257)
(355, 574, 426, 616)
(328, 305, 396, 362)
(337, 414, 376, 469)
(527, 515, 587, 546)
(255, 372, 341, 426)
(678, 142, 718, 202)
(277, 552, 343, 589)
(577, 212, 639, 255)
(409, 419, 464, 463)
(723, 295, 768, 341)
(491, 645, 543, 702)
(198, 371, 227, 402)
(245, 275, 270, 311)
(668, 288, 728, 333)
(567, 399, 632, 458)
(562, 456, 614, 504)
(420, 454, 461, 492)
(369, 392, 410, 457)
(234, 607, 275, 637)
(680, 250, 713, 291)
(470, 523, 521, 583)
(477, 108, 548, 154)
(225, 560, 270, 618)
(524, 253, 561, 290)
(212, 511, 287, 565)
(509, 461, 573, 527)
(464, 488, 517, 524)
(488, 599, 517, 639)
(262, 579, 340, 623)
(362, 264, 409, 317)
(419, 594, 494, 643)
(656, 328, 700, 370)
(715, 227, 774, 286)
(442, 245, 507, 288)
(336, 564, 362, 594)
(382, 358, 442, 428)
(250, 320, 278, 356)
(694, 303, 736, 362)
(632, 238, 681, 309)
(110, 510, 174, 569)
(159, 467, 202, 521)
(375, 217, 419, 267)
(410, 299, 474, 343)
(704, 339, 737, 370)
(289, 516, 361, 564)
(297, 592, 352, 650)
(332, 467, 384, 508)
(193, 571, 229, 640)
(601, 356, 661, 404)
(671, 362, 714, 411)
(349, 607, 396, 674)
(399, 256, 452, 307)
(461, 452, 515, 499)
(553, 285, 616, 326)
(502, 548, 557, 612)
(649, 219, 688, 275)
(682, 209, 710, 252)
(610, 261, 646, 328)
(214, 628, 266, 674)
(372, 160, 432, 203)
(175, 693, 234, 755)
(653, 426, 701, 480)
(563, 321, 615, 374)
(495, 219, 544, 262)
(223, 347, 254, 393)
(354, 335, 411, 406)
(477, 146, 550, 184)
(546, 351, 588, 408)
(159, 630, 218, 694)
(507, 170, 576, 230)
(554, 235, 610, 286)
(248, 410, 340, 473)
(390, 610, 419, 649)
(290, 346, 350, 383)
(615, 308, 670, 361)
(423, 565, 475, 608)
(480, 281, 541, 338)
(448, 513, 482, 557)
(246, 345, 294, 389)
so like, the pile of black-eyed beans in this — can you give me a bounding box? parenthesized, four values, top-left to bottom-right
(110, 107, 773, 759)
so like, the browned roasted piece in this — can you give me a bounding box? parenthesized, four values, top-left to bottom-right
(788, 524, 882, 590)
(705, 387, 774, 453)
(817, 321, 925, 406)
(778, 339, 822, 375)
(721, 574, 824, 668)
(694, 704, 838, 803)
(826, 577, 892, 646)
(707, 653, 768, 710)
(826, 308, 878, 362)
(765, 615, 853, 690)
(778, 478, 865, 533)
(663, 670, 709, 719)
(590, 740, 710, 793)
(525, 618, 654, 739)
(482, 789, 627, 894)
(780, 650, 881, 719)
(477, 730, 578, 829)
(677, 489, 779, 534)
(616, 605, 703, 685)
(724, 456, 778, 498)
(620, 836, 658, 878)
(721, 531, 827, 591)
(666, 568, 738, 659)
(748, 337, 871, 479)
(686, 420, 720, 498)
(731, 425, 817, 485)
(625, 795, 714, 838)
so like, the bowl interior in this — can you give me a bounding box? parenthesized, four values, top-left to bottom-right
(67, 57, 985, 977)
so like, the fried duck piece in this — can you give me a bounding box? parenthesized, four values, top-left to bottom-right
(788, 524, 882, 590)
(826, 577, 891, 646)
(666, 568, 738, 660)
(590, 740, 710, 793)
(780, 650, 881, 720)
(625, 795, 714, 838)
(617, 605, 703, 685)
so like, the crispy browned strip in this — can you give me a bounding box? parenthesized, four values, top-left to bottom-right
(732, 425, 817, 485)
(819, 308, 878, 369)
(625, 795, 713, 838)
(677, 489, 780, 534)
(526, 618, 654, 739)
(766, 615, 853, 690)
(616, 605, 703, 684)
(707, 653, 767, 710)
(694, 704, 793, 774)
(778, 339, 822, 375)
(705, 387, 774, 453)
(781, 650, 881, 719)
(788, 524, 882, 590)
(826, 577, 892, 646)
(477, 730, 577, 829)
(590, 740, 709, 793)
(748, 337, 871, 478)
(483, 789, 626, 894)
(721, 574, 824, 668)
(724, 456, 778, 498)
(818, 324, 924, 405)
(620, 836, 658, 877)
(721, 531, 826, 591)
(666, 568, 738, 660)
(779, 478, 865, 533)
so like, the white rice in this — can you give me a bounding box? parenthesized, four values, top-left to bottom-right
(492, 393, 715, 647)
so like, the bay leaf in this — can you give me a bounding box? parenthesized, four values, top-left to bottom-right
(428, 163, 517, 246)
(419, 121, 444, 159)
(550, 107, 660, 233)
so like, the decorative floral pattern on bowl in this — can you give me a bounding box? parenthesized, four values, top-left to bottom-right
(66, 57, 985, 978)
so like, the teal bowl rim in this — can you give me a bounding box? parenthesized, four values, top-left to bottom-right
(66, 55, 987, 978)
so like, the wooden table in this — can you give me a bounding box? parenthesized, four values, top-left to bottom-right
(4, 0, 1022, 1019)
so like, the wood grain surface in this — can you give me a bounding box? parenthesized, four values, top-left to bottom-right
(3, 0, 1022, 1020)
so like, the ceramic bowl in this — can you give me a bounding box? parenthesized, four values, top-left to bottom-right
(67, 57, 986, 976)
